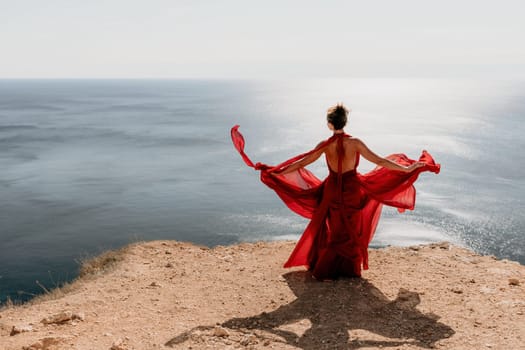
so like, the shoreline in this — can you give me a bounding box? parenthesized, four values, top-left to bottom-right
(2, 237, 522, 309)
(1, 240, 524, 349)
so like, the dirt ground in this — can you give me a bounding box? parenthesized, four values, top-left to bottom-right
(1, 240, 524, 349)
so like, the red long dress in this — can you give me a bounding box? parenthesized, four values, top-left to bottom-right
(231, 125, 440, 279)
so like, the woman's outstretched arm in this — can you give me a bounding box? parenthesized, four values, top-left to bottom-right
(356, 138, 424, 172)
(271, 143, 325, 176)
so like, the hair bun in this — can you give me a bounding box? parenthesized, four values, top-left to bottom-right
(326, 103, 349, 130)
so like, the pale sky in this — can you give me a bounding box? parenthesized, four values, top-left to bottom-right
(1, 0, 524, 78)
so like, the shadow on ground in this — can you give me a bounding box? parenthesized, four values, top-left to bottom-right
(166, 271, 454, 349)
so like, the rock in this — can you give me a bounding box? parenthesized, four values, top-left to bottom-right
(397, 288, 413, 301)
(212, 326, 229, 337)
(111, 338, 131, 350)
(72, 312, 85, 321)
(41, 311, 73, 325)
(450, 286, 463, 294)
(240, 334, 258, 346)
(149, 281, 161, 287)
(508, 278, 520, 286)
(23, 341, 43, 350)
(480, 286, 496, 294)
(23, 337, 61, 350)
(10, 324, 33, 336)
(430, 242, 450, 250)
(165, 262, 173, 268)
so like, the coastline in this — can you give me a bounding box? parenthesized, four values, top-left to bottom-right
(1, 240, 524, 350)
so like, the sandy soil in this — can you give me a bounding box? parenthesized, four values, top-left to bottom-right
(1, 240, 524, 350)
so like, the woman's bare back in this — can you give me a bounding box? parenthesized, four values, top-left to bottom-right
(324, 137, 359, 173)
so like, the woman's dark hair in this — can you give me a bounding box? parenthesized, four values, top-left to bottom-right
(326, 103, 349, 130)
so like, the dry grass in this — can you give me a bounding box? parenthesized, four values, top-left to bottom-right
(2, 296, 15, 309)
(27, 279, 79, 306)
(77, 244, 130, 277)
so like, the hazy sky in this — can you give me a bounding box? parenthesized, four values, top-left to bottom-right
(1, 0, 524, 78)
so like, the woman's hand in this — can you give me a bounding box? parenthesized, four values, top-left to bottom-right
(405, 162, 425, 172)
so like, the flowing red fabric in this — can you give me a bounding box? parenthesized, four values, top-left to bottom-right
(231, 125, 440, 279)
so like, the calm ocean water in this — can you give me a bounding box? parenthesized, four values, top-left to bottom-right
(1, 78, 524, 305)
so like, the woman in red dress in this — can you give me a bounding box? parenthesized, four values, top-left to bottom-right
(231, 103, 440, 280)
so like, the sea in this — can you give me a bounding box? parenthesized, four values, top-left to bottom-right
(1, 78, 524, 305)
